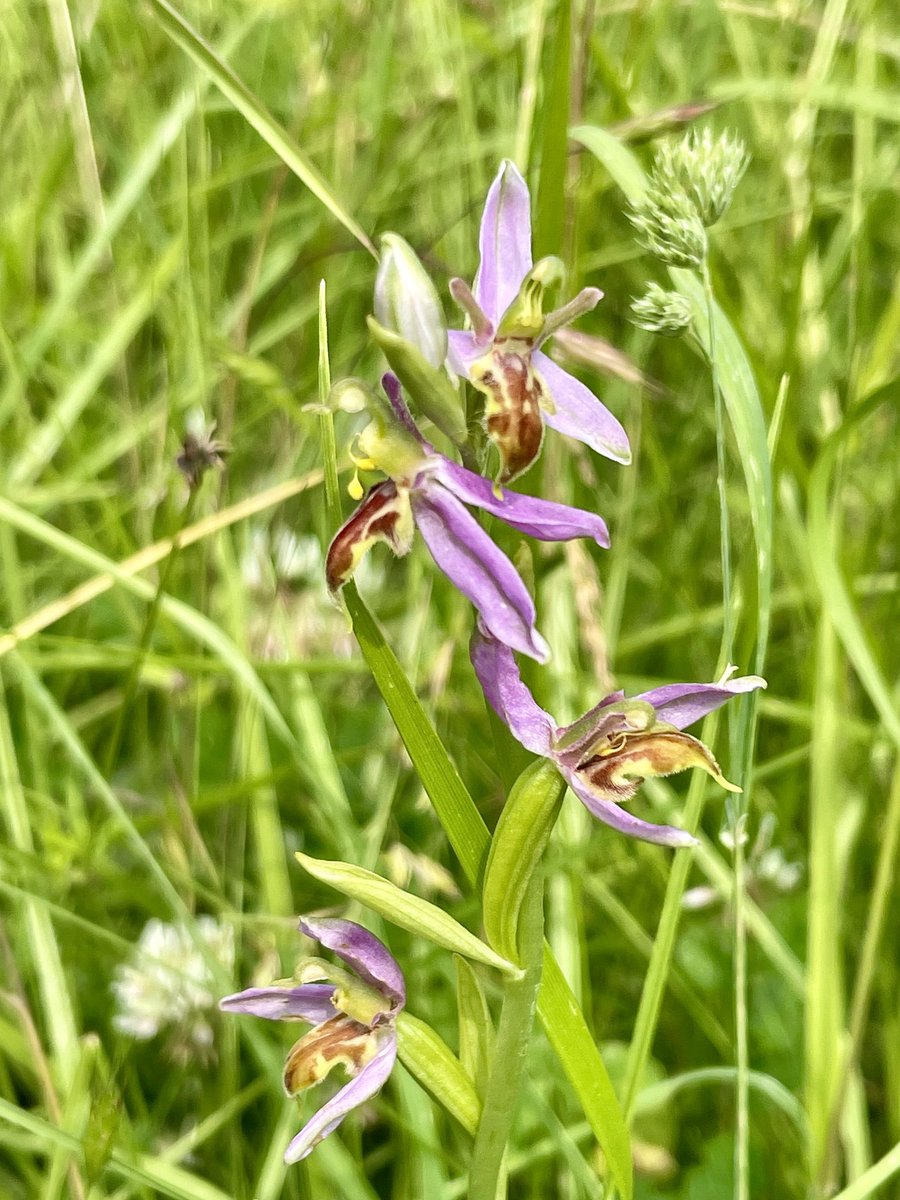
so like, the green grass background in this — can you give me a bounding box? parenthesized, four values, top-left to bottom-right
(1, 0, 898, 1197)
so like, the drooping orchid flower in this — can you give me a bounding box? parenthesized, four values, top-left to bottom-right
(448, 160, 631, 482)
(471, 624, 766, 847)
(220, 918, 404, 1164)
(325, 374, 611, 663)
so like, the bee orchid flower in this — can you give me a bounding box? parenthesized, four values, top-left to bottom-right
(325, 374, 611, 663)
(471, 624, 766, 847)
(448, 160, 631, 481)
(220, 918, 404, 1164)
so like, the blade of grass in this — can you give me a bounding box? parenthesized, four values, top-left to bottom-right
(7, 239, 183, 487)
(807, 384, 900, 750)
(146, 0, 377, 257)
(533, 0, 571, 259)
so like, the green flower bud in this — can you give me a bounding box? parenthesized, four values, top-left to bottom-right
(374, 233, 448, 369)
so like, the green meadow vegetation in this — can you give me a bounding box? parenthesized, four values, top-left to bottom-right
(1, 0, 898, 1197)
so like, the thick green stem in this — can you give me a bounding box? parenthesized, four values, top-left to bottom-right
(468, 875, 545, 1200)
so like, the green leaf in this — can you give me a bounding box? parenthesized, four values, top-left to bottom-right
(395, 1012, 482, 1136)
(537, 951, 633, 1198)
(294, 852, 521, 977)
(146, 0, 376, 257)
(570, 124, 650, 205)
(482, 759, 565, 963)
(455, 956, 494, 1098)
(342, 583, 492, 878)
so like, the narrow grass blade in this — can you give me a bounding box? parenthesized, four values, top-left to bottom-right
(669, 266, 773, 672)
(146, 0, 376, 257)
(8, 239, 183, 487)
(807, 384, 900, 750)
(533, 0, 571, 258)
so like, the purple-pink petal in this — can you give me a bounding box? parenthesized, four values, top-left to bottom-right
(474, 160, 533, 324)
(412, 485, 550, 662)
(564, 770, 698, 848)
(218, 984, 338, 1025)
(283, 1033, 397, 1163)
(533, 351, 631, 465)
(431, 457, 610, 549)
(635, 676, 767, 731)
(299, 918, 405, 1016)
(470, 625, 555, 755)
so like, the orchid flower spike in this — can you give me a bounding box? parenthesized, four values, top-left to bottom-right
(220, 918, 404, 1164)
(448, 160, 631, 482)
(471, 624, 766, 847)
(325, 373, 611, 663)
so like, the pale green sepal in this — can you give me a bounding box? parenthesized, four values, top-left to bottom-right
(367, 316, 468, 446)
(454, 956, 494, 1098)
(482, 760, 565, 964)
(294, 852, 522, 978)
(395, 1011, 481, 1135)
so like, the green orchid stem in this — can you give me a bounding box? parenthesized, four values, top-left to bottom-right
(468, 874, 545, 1200)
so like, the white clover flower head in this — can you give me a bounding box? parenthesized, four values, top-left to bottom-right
(653, 127, 750, 227)
(630, 284, 693, 336)
(112, 917, 234, 1062)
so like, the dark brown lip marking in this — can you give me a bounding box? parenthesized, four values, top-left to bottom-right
(283, 1013, 375, 1095)
(575, 729, 725, 804)
(476, 348, 545, 482)
(325, 480, 411, 593)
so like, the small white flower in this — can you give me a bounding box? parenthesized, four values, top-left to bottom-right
(112, 917, 234, 1062)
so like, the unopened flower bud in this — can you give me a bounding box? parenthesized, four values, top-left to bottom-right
(653, 128, 750, 227)
(630, 284, 693, 336)
(374, 233, 447, 369)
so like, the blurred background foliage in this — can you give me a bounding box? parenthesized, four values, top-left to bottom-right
(0, 0, 898, 1197)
